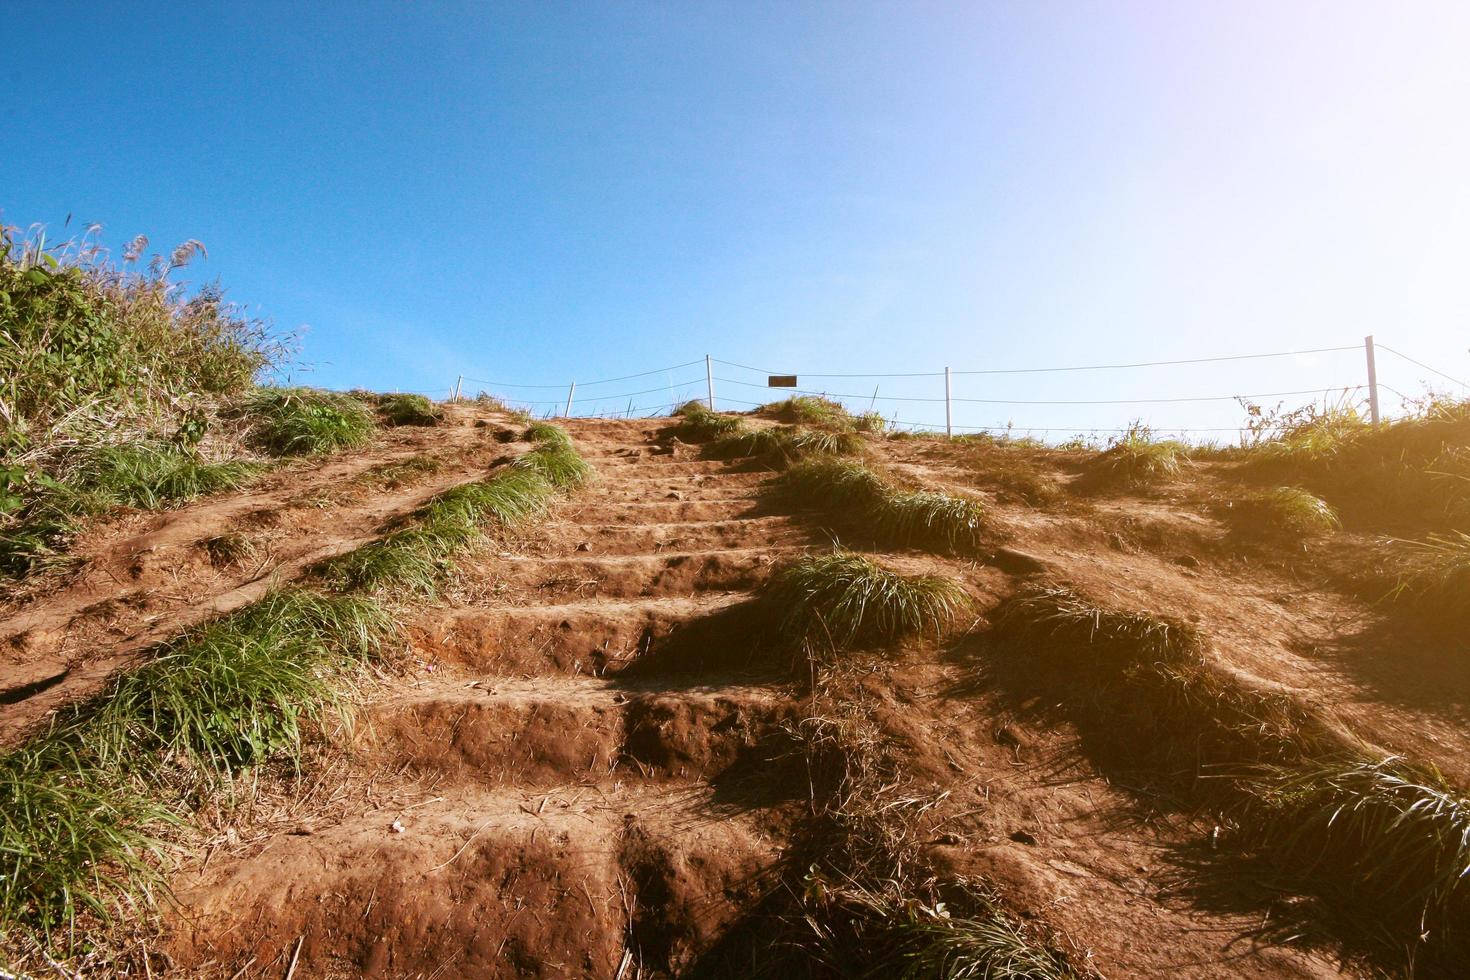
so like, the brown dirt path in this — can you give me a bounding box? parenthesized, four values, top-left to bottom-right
(0, 405, 520, 746)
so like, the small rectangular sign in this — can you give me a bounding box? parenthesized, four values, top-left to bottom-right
(768, 375, 798, 388)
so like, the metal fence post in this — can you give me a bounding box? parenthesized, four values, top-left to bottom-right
(944, 366, 953, 439)
(1364, 335, 1380, 424)
(705, 355, 715, 410)
(564, 381, 576, 418)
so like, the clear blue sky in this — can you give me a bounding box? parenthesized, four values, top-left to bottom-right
(8, 1, 1469, 437)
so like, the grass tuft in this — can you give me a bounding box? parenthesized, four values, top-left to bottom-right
(0, 589, 395, 946)
(762, 395, 851, 428)
(1247, 757, 1470, 939)
(781, 459, 989, 554)
(318, 427, 583, 595)
(241, 387, 376, 456)
(1087, 422, 1188, 488)
(765, 552, 969, 658)
(668, 401, 747, 441)
(1229, 487, 1340, 538)
(377, 393, 444, 427)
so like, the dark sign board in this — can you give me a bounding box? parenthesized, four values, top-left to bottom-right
(768, 375, 798, 388)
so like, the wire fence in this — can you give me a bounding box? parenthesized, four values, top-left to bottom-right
(385, 337, 1466, 442)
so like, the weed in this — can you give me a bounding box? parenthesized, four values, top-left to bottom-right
(56, 442, 260, 512)
(1, 223, 277, 460)
(377, 393, 444, 427)
(853, 412, 887, 434)
(241, 387, 375, 456)
(0, 589, 394, 947)
(1387, 532, 1470, 632)
(319, 430, 581, 595)
(355, 454, 443, 490)
(873, 490, 987, 554)
(765, 552, 969, 658)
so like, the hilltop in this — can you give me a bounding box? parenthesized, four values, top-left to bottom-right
(2, 382, 1469, 977)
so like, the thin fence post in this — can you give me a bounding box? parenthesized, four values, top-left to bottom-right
(564, 381, 576, 419)
(705, 354, 715, 410)
(869, 385, 879, 412)
(453, 375, 463, 400)
(944, 367, 953, 439)
(1364, 335, 1380, 425)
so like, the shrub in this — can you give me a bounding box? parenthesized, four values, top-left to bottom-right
(0, 225, 277, 459)
(241, 387, 376, 456)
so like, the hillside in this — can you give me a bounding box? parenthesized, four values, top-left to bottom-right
(3, 393, 1470, 978)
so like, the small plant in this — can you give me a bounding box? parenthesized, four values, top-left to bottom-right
(781, 459, 988, 554)
(1229, 487, 1340, 538)
(853, 411, 887, 434)
(1087, 422, 1188, 488)
(56, 442, 260, 512)
(241, 387, 376, 456)
(708, 425, 864, 468)
(377, 393, 444, 427)
(1387, 532, 1470, 631)
(765, 552, 969, 658)
(763, 395, 850, 428)
(319, 429, 584, 595)
(1247, 757, 1470, 940)
(872, 489, 987, 554)
(991, 586, 1198, 666)
(0, 743, 174, 944)
(668, 402, 746, 441)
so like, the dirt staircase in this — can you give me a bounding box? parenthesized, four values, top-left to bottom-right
(166, 425, 818, 978)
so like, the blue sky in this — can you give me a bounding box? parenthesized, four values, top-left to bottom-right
(8, 1, 1469, 436)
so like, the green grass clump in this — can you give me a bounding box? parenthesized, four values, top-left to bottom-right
(707, 425, 865, 468)
(1087, 423, 1188, 488)
(522, 421, 572, 448)
(763, 395, 851, 428)
(668, 401, 747, 441)
(781, 459, 989, 554)
(320, 429, 584, 595)
(0, 746, 173, 945)
(1247, 757, 1470, 943)
(57, 442, 260, 512)
(241, 387, 376, 456)
(1230, 487, 1340, 538)
(377, 393, 444, 427)
(76, 590, 395, 774)
(1, 442, 261, 581)
(853, 411, 887, 433)
(0, 589, 394, 947)
(765, 552, 969, 658)
(991, 586, 1199, 671)
(873, 489, 987, 554)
